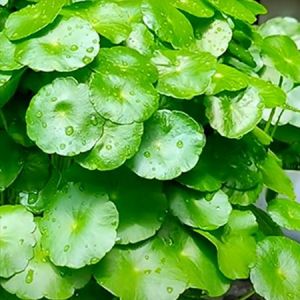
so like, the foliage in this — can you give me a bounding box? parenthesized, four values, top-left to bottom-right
(1, 0, 300, 299)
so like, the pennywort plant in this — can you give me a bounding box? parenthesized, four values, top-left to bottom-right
(1, 0, 300, 299)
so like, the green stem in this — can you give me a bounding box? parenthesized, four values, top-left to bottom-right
(239, 289, 255, 300)
(271, 108, 285, 137)
(0, 109, 8, 131)
(0, 191, 4, 205)
(264, 108, 276, 134)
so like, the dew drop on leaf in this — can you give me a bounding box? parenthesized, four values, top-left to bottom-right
(166, 287, 173, 293)
(65, 126, 74, 136)
(176, 140, 184, 148)
(86, 47, 94, 53)
(25, 269, 34, 284)
(64, 245, 70, 252)
(143, 151, 151, 158)
(36, 111, 43, 118)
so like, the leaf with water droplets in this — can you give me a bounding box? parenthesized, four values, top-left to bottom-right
(0, 131, 24, 192)
(168, 186, 232, 230)
(205, 87, 264, 139)
(4, 0, 66, 40)
(1, 222, 91, 299)
(152, 49, 217, 99)
(250, 236, 300, 300)
(26, 77, 104, 156)
(173, 0, 214, 18)
(15, 17, 99, 72)
(127, 110, 205, 180)
(40, 182, 118, 268)
(0, 205, 36, 278)
(76, 121, 143, 171)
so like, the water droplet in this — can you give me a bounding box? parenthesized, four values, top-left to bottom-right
(176, 140, 183, 149)
(42, 122, 47, 128)
(65, 126, 74, 136)
(90, 257, 98, 264)
(71, 44, 78, 51)
(90, 114, 98, 126)
(155, 267, 161, 274)
(82, 56, 92, 64)
(25, 269, 34, 284)
(36, 111, 43, 118)
(167, 287, 173, 293)
(86, 47, 94, 53)
(144, 269, 151, 275)
(143, 151, 151, 158)
(144, 255, 149, 260)
(60, 143, 66, 150)
(106, 144, 112, 150)
(64, 245, 70, 252)
(19, 239, 24, 245)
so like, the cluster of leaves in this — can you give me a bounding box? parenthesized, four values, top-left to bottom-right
(1, 0, 300, 299)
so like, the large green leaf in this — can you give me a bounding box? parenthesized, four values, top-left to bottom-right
(172, 0, 214, 18)
(4, 0, 65, 40)
(40, 182, 118, 268)
(267, 198, 300, 231)
(262, 35, 300, 83)
(168, 186, 232, 230)
(26, 77, 104, 156)
(141, 0, 194, 48)
(128, 110, 205, 180)
(205, 87, 264, 138)
(250, 237, 300, 300)
(0, 205, 36, 278)
(1, 222, 91, 300)
(152, 50, 217, 99)
(77, 121, 143, 171)
(15, 17, 100, 72)
(0, 131, 24, 192)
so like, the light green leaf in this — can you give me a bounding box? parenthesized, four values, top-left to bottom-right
(284, 86, 300, 127)
(172, 0, 214, 18)
(0, 0, 8, 6)
(0, 33, 22, 71)
(1, 222, 91, 300)
(76, 121, 143, 171)
(205, 87, 264, 139)
(250, 237, 300, 300)
(0, 131, 24, 192)
(152, 49, 217, 99)
(4, 0, 65, 40)
(26, 77, 104, 156)
(40, 182, 118, 268)
(15, 17, 100, 72)
(262, 35, 300, 83)
(258, 151, 295, 200)
(62, 0, 141, 44)
(168, 186, 232, 230)
(194, 19, 232, 57)
(127, 110, 205, 180)
(267, 198, 300, 231)
(206, 64, 249, 95)
(0, 205, 36, 278)
(141, 0, 194, 48)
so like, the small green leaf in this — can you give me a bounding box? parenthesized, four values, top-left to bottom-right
(168, 186, 232, 230)
(205, 87, 264, 139)
(262, 35, 300, 83)
(15, 17, 100, 72)
(152, 49, 217, 99)
(127, 110, 205, 180)
(141, 0, 194, 48)
(0, 205, 36, 278)
(4, 0, 66, 40)
(206, 64, 249, 95)
(1, 222, 91, 300)
(40, 182, 118, 268)
(76, 121, 143, 171)
(250, 237, 300, 300)
(258, 151, 295, 200)
(0, 131, 24, 192)
(26, 77, 104, 156)
(172, 0, 214, 18)
(267, 198, 300, 231)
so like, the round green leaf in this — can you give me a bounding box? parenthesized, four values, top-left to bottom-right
(262, 35, 300, 83)
(205, 87, 264, 139)
(26, 77, 104, 156)
(76, 121, 143, 171)
(127, 110, 205, 180)
(89, 72, 159, 125)
(141, 0, 194, 48)
(106, 169, 168, 244)
(40, 182, 118, 268)
(15, 17, 100, 72)
(168, 186, 232, 230)
(0, 131, 23, 191)
(206, 64, 249, 95)
(267, 198, 300, 231)
(0, 33, 22, 71)
(1, 223, 91, 300)
(152, 50, 217, 99)
(194, 19, 232, 57)
(0, 205, 36, 278)
(250, 237, 300, 300)
(4, 0, 65, 40)
(173, 0, 214, 18)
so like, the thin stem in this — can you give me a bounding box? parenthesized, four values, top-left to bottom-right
(271, 108, 285, 137)
(264, 108, 276, 133)
(0, 109, 8, 131)
(239, 289, 255, 300)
